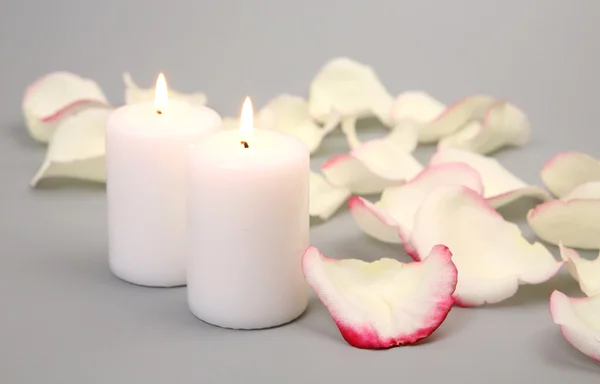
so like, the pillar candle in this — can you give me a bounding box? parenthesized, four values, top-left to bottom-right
(186, 98, 309, 329)
(106, 74, 222, 287)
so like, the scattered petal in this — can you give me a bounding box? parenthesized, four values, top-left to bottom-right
(559, 242, 600, 297)
(322, 139, 423, 194)
(341, 116, 418, 152)
(527, 181, 600, 249)
(430, 148, 551, 208)
(437, 101, 531, 155)
(22, 72, 109, 143)
(541, 151, 600, 197)
(408, 185, 561, 306)
(123, 73, 208, 106)
(390, 91, 446, 124)
(31, 108, 111, 187)
(349, 162, 483, 244)
(413, 95, 496, 144)
(308, 57, 394, 127)
(301, 244, 457, 349)
(550, 290, 600, 362)
(310, 172, 351, 221)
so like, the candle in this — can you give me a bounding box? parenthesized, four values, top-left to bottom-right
(106, 73, 222, 287)
(186, 97, 309, 329)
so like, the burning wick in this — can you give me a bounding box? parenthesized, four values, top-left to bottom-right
(156, 110, 162, 115)
(241, 141, 249, 148)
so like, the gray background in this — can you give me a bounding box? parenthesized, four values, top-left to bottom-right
(1, 0, 599, 382)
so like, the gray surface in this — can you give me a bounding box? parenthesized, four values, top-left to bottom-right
(1, 0, 600, 382)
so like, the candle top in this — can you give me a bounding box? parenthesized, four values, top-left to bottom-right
(108, 99, 222, 137)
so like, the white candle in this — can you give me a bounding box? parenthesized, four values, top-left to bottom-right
(186, 97, 309, 329)
(106, 73, 222, 287)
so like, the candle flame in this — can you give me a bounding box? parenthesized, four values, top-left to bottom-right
(239, 97, 254, 136)
(154, 73, 168, 114)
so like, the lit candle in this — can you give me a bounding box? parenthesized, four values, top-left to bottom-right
(106, 73, 222, 287)
(186, 97, 309, 329)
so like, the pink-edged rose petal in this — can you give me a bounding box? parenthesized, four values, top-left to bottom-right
(541, 151, 600, 198)
(322, 139, 423, 195)
(430, 148, 551, 208)
(550, 290, 600, 362)
(559, 242, 600, 297)
(437, 101, 530, 155)
(123, 73, 208, 106)
(349, 162, 483, 244)
(527, 181, 600, 249)
(408, 185, 562, 306)
(23, 72, 110, 143)
(310, 172, 351, 221)
(31, 108, 112, 187)
(302, 244, 457, 349)
(408, 95, 496, 144)
(308, 57, 394, 127)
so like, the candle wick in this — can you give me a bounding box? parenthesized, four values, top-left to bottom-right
(241, 141, 249, 149)
(156, 110, 163, 115)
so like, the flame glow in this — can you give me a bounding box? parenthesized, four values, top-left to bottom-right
(239, 97, 254, 136)
(154, 73, 168, 113)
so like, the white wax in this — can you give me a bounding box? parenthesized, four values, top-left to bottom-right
(186, 129, 310, 329)
(106, 100, 222, 287)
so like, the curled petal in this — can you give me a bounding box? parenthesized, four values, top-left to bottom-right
(341, 116, 418, 153)
(31, 108, 111, 187)
(430, 148, 551, 208)
(541, 151, 600, 197)
(123, 73, 207, 106)
(309, 172, 351, 221)
(527, 181, 600, 249)
(414, 95, 495, 144)
(390, 91, 446, 124)
(349, 162, 483, 244)
(302, 245, 457, 349)
(559, 242, 600, 297)
(322, 139, 423, 194)
(308, 57, 394, 126)
(22, 72, 109, 143)
(550, 291, 600, 362)
(438, 101, 530, 155)
(408, 185, 561, 306)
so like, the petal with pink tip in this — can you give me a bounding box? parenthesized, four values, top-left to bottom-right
(437, 101, 530, 155)
(31, 108, 111, 187)
(559, 242, 600, 297)
(413, 95, 496, 144)
(550, 291, 600, 362)
(123, 73, 207, 106)
(541, 151, 600, 198)
(308, 58, 394, 127)
(302, 244, 457, 349)
(408, 185, 561, 306)
(309, 172, 351, 221)
(322, 139, 423, 195)
(430, 148, 551, 208)
(22, 72, 110, 143)
(348, 162, 484, 244)
(527, 181, 600, 249)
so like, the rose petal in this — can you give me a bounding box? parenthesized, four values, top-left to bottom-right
(527, 181, 600, 249)
(31, 108, 111, 187)
(437, 101, 531, 155)
(430, 148, 551, 208)
(390, 91, 446, 124)
(308, 57, 394, 126)
(22, 72, 110, 143)
(309, 172, 351, 221)
(322, 139, 423, 194)
(349, 162, 484, 244)
(558, 242, 600, 297)
(301, 244, 457, 349)
(123, 73, 207, 106)
(341, 116, 418, 152)
(414, 95, 496, 144)
(541, 151, 600, 198)
(550, 290, 600, 362)
(408, 185, 561, 306)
